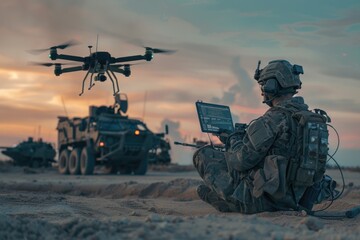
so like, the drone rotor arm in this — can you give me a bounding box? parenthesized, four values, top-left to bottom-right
(109, 66, 125, 75)
(114, 55, 146, 63)
(56, 54, 85, 62)
(60, 66, 83, 74)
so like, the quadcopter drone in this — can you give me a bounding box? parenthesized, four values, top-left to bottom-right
(30, 40, 175, 96)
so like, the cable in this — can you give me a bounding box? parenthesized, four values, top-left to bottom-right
(312, 185, 335, 213)
(327, 124, 340, 162)
(310, 124, 344, 215)
(326, 124, 344, 199)
(207, 133, 214, 149)
(327, 153, 345, 200)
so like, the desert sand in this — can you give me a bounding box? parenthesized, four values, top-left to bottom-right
(0, 162, 359, 240)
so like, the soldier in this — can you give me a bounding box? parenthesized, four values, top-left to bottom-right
(193, 60, 331, 213)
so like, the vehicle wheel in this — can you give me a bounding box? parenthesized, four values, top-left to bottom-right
(80, 146, 95, 175)
(102, 164, 116, 174)
(119, 166, 132, 175)
(59, 150, 70, 174)
(69, 148, 81, 175)
(31, 159, 40, 168)
(133, 157, 148, 175)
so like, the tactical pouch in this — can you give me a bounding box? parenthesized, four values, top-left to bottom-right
(252, 155, 288, 199)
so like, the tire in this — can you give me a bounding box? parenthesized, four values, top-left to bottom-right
(31, 159, 40, 168)
(119, 166, 132, 175)
(133, 157, 148, 175)
(58, 150, 70, 174)
(102, 164, 117, 174)
(69, 148, 81, 175)
(80, 146, 95, 175)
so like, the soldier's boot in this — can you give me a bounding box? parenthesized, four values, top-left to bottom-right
(197, 184, 237, 212)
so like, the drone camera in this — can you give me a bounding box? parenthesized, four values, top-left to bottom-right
(124, 65, 131, 77)
(95, 74, 107, 82)
(124, 69, 131, 77)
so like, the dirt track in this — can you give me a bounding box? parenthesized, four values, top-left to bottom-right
(0, 164, 359, 240)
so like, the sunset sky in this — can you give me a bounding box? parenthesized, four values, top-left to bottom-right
(0, 0, 359, 166)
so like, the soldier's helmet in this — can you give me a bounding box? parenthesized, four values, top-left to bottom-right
(254, 60, 303, 95)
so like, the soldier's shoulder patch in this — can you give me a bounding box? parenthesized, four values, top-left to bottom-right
(247, 118, 274, 151)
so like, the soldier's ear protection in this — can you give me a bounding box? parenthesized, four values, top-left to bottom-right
(261, 78, 279, 95)
(255, 61, 280, 96)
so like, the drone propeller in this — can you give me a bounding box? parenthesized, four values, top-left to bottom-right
(29, 62, 77, 67)
(28, 40, 79, 55)
(144, 46, 176, 54)
(120, 36, 176, 55)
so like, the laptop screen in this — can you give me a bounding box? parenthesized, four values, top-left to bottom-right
(195, 101, 234, 134)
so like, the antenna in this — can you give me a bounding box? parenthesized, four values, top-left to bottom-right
(142, 91, 148, 121)
(206, 133, 215, 149)
(61, 96, 69, 117)
(254, 60, 261, 80)
(38, 125, 41, 140)
(96, 34, 99, 53)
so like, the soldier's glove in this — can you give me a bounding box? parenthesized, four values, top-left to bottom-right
(226, 132, 245, 152)
(226, 123, 247, 152)
(218, 132, 229, 145)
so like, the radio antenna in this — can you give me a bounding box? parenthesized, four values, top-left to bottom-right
(142, 91, 148, 121)
(61, 96, 69, 117)
(96, 34, 99, 53)
(207, 133, 214, 149)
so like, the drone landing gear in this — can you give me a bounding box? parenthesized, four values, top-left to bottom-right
(106, 70, 120, 96)
(78, 70, 120, 96)
(79, 69, 91, 96)
(88, 72, 95, 90)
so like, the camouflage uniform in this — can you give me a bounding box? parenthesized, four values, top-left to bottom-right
(193, 96, 309, 213)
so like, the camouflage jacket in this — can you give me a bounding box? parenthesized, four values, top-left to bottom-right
(226, 96, 309, 213)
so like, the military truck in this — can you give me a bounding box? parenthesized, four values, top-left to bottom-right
(57, 94, 154, 175)
(0, 137, 56, 167)
(148, 127, 172, 165)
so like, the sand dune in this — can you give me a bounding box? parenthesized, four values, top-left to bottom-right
(0, 163, 359, 239)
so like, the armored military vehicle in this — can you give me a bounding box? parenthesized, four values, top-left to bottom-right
(148, 127, 172, 165)
(57, 94, 154, 175)
(0, 137, 56, 167)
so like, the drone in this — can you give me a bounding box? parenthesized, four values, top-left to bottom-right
(30, 39, 175, 96)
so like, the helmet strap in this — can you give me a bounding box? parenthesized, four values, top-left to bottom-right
(262, 93, 278, 107)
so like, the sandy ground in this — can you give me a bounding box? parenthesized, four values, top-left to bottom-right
(0, 162, 359, 240)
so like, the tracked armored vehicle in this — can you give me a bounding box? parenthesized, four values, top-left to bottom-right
(57, 94, 154, 175)
(1, 137, 56, 167)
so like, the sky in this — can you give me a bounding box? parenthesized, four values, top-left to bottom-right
(0, 0, 359, 166)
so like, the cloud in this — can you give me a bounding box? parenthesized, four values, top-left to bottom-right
(159, 118, 194, 165)
(320, 66, 360, 82)
(0, 0, 359, 158)
(211, 56, 259, 105)
(0, 103, 59, 124)
(310, 98, 360, 114)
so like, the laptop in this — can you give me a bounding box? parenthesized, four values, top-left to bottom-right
(195, 101, 234, 134)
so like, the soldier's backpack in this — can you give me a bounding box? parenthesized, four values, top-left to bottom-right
(251, 107, 330, 203)
(287, 109, 330, 187)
